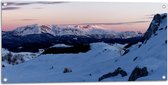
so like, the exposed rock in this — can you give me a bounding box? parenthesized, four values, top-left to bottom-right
(133, 57, 138, 61)
(165, 26, 167, 30)
(159, 28, 163, 30)
(128, 66, 148, 81)
(89, 74, 92, 76)
(122, 49, 129, 55)
(2, 65, 5, 68)
(63, 68, 72, 73)
(98, 67, 127, 81)
(138, 44, 141, 48)
(143, 14, 162, 43)
(161, 14, 167, 19)
(124, 43, 136, 49)
(165, 40, 167, 44)
(143, 13, 167, 43)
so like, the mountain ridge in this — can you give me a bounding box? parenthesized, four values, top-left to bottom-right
(3, 24, 142, 39)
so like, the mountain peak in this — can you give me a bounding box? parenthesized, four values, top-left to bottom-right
(13, 24, 40, 36)
(142, 13, 167, 43)
(74, 24, 104, 29)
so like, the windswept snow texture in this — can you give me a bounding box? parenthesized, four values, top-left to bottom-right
(1, 13, 167, 83)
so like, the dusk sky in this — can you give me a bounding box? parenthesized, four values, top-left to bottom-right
(1, 1, 167, 32)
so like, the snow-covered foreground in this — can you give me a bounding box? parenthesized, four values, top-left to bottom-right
(2, 43, 124, 83)
(2, 28, 167, 82)
(1, 13, 167, 83)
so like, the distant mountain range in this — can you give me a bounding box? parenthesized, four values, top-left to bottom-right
(2, 22, 143, 52)
(4, 24, 142, 38)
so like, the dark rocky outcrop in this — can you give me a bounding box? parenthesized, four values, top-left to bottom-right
(165, 26, 167, 30)
(133, 57, 138, 61)
(63, 68, 72, 73)
(124, 42, 138, 49)
(2, 65, 5, 68)
(89, 74, 92, 76)
(162, 14, 167, 19)
(122, 49, 130, 55)
(159, 28, 163, 30)
(98, 67, 127, 81)
(138, 44, 142, 48)
(128, 66, 148, 81)
(165, 40, 167, 44)
(143, 13, 167, 43)
(143, 14, 161, 43)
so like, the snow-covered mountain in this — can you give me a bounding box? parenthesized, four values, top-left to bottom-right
(1, 13, 167, 83)
(8, 24, 142, 38)
(2, 24, 143, 52)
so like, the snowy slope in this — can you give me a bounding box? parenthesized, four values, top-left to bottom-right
(1, 13, 167, 83)
(2, 43, 123, 83)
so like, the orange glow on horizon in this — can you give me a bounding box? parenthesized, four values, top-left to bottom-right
(2, 2, 166, 32)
